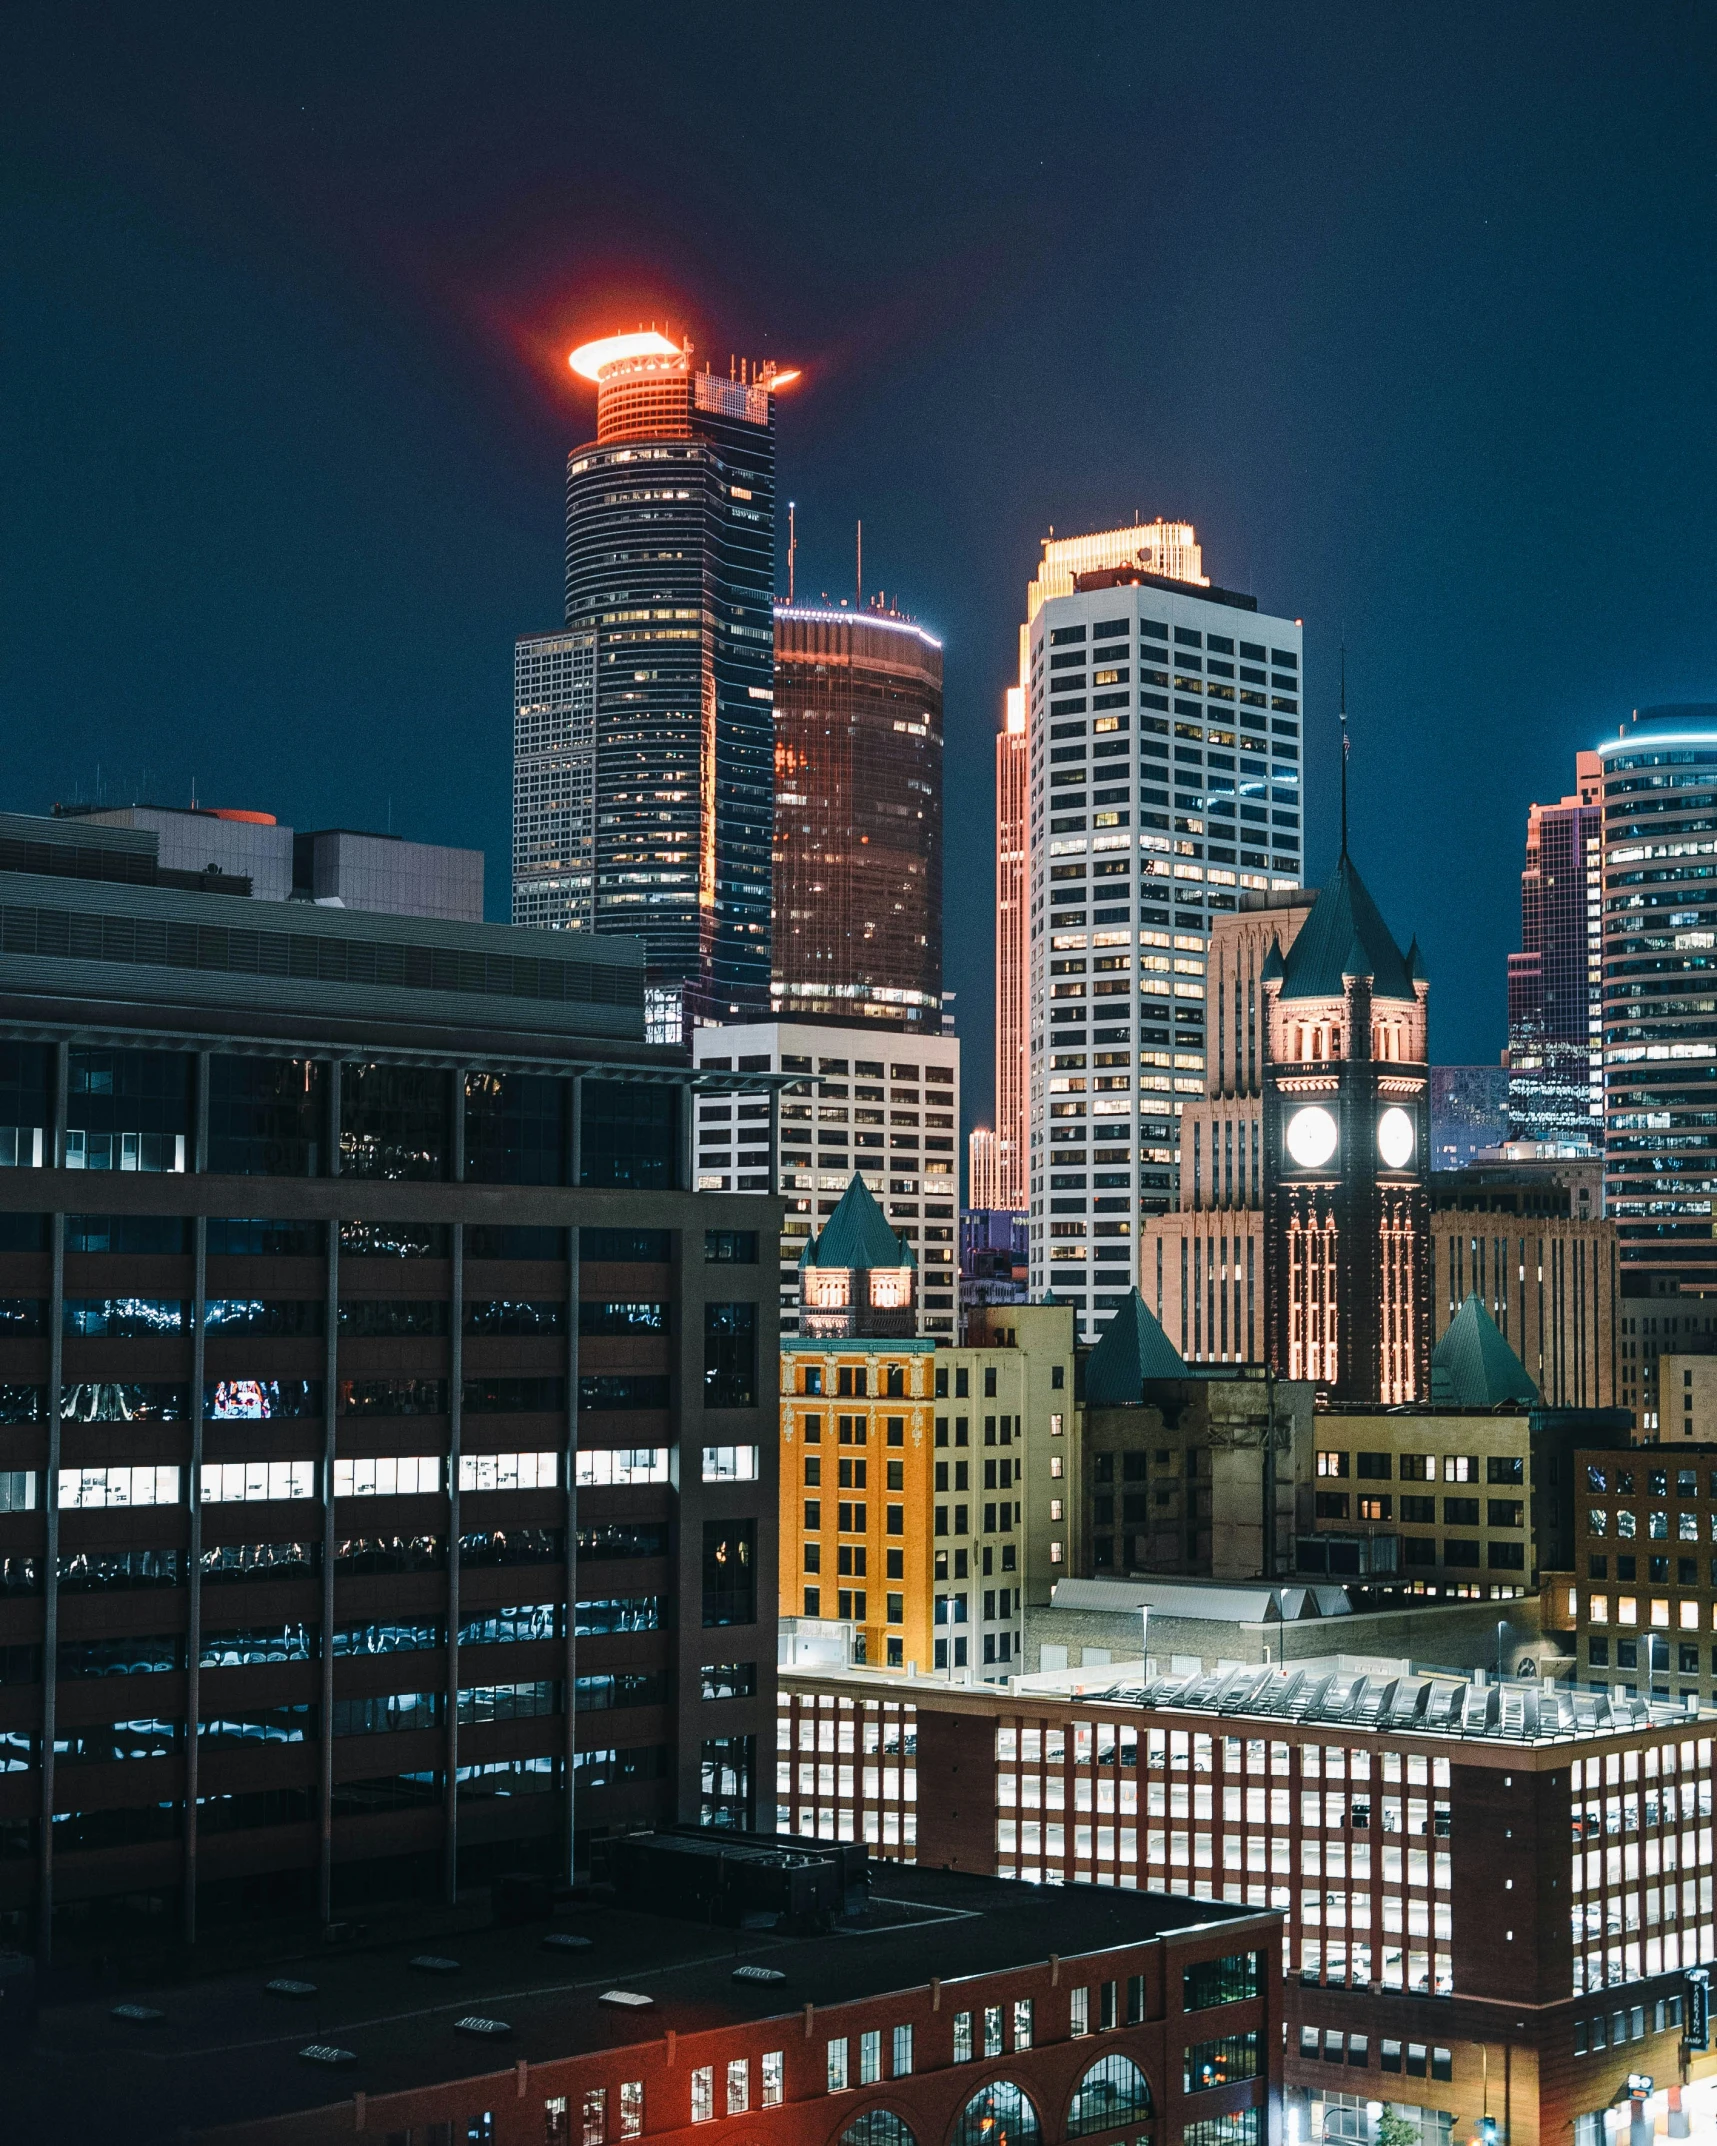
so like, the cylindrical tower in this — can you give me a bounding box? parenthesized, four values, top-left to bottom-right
(770, 605, 944, 1032)
(551, 331, 786, 1043)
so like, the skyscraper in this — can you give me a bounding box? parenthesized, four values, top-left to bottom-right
(513, 330, 787, 1043)
(992, 685, 1029, 1211)
(1599, 704, 1717, 1285)
(1023, 561, 1306, 1335)
(967, 1124, 1002, 1209)
(1506, 751, 1602, 1147)
(995, 527, 1212, 1267)
(770, 603, 943, 1031)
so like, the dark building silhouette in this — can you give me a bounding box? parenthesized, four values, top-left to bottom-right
(0, 807, 776, 1961)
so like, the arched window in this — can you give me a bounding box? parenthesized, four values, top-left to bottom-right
(842, 2113, 918, 2146)
(1066, 2054, 1154, 2137)
(953, 2082, 1041, 2146)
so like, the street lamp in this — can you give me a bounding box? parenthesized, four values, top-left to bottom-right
(1496, 1617, 1508, 1684)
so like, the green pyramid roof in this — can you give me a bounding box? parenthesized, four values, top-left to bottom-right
(1084, 1288, 1188, 1404)
(1430, 1294, 1539, 1408)
(1278, 854, 1416, 1002)
(799, 1174, 915, 1271)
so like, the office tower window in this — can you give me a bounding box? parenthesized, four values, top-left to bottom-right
(464, 1069, 567, 1185)
(703, 1521, 757, 1627)
(205, 1056, 324, 1175)
(65, 1049, 191, 1174)
(340, 1063, 450, 1180)
(581, 1081, 678, 1189)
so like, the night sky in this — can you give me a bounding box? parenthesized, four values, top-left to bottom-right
(4, 5, 1715, 1151)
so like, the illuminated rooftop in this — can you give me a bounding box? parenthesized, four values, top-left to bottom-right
(774, 602, 942, 652)
(568, 329, 686, 383)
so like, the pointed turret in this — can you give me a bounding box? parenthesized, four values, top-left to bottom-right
(1084, 1287, 1188, 1404)
(798, 1175, 917, 1338)
(1430, 1295, 1538, 1408)
(1278, 855, 1415, 1002)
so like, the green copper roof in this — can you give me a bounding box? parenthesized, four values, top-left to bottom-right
(1430, 1294, 1539, 1408)
(1277, 854, 1416, 1003)
(799, 1174, 916, 1271)
(1084, 1288, 1188, 1403)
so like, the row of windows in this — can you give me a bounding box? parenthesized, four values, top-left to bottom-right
(1315, 1450, 1514, 1483)
(1295, 2028, 1452, 2079)
(1591, 1507, 1716, 1539)
(25, 1296, 673, 1338)
(0, 1215, 722, 1262)
(0, 1053, 675, 1189)
(994, 1724, 1452, 1786)
(1314, 1494, 1522, 1529)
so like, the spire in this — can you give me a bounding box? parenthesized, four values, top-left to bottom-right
(1339, 643, 1350, 862)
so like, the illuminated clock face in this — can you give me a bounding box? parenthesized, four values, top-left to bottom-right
(1284, 1105, 1339, 1169)
(1377, 1106, 1416, 1170)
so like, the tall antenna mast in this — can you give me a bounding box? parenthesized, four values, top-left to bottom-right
(1339, 643, 1350, 862)
(856, 519, 863, 609)
(788, 502, 796, 605)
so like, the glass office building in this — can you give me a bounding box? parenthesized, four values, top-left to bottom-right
(1507, 752, 1603, 1148)
(1599, 704, 1717, 1285)
(515, 334, 783, 1044)
(771, 604, 944, 1033)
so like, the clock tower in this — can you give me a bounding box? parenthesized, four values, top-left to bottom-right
(1261, 851, 1431, 1402)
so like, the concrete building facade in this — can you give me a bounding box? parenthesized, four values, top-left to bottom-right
(1026, 569, 1306, 1339)
(692, 1019, 959, 1340)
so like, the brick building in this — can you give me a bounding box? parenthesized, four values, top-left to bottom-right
(778, 1665, 1717, 2146)
(1298, 1379, 1631, 1597)
(1571, 1444, 1717, 1712)
(157, 1848, 1282, 2146)
(779, 1274, 1074, 1683)
(1429, 1154, 1619, 1416)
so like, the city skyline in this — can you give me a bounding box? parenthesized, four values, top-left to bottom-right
(5, 9, 1714, 1159)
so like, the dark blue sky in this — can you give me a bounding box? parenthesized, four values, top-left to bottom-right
(4, 5, 1714, 1140)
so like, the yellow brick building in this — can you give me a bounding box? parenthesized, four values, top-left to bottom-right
(779, 1178, 1077, 1678)
(780, 1335, 938, 1671)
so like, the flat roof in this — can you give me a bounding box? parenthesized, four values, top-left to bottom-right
(12, 1866, 1268, 2146)
(1079, 1664, 1698, 1744)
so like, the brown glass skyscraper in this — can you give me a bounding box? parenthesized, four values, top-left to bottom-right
(771, 605, 944, 1032)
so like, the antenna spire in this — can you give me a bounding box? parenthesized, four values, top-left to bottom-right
(1339, 643, 1350, 862)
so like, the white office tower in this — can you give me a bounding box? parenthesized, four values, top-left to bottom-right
(511, 629, 596, 930)
(690, 1019, 960, 1339)
(1025, 565, 1305, 1336)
